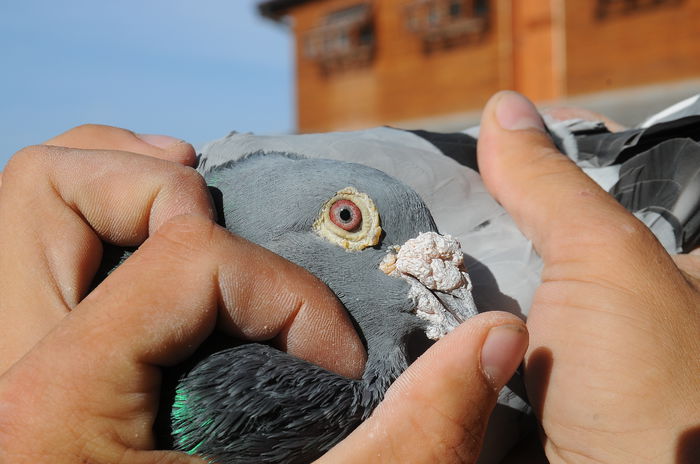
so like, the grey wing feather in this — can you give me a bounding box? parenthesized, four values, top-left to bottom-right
(172, 343, 364, 464)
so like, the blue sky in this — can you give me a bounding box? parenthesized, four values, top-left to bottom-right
(0, 0, 293, 168)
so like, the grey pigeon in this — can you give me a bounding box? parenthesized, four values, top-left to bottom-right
(168, 153, 480, 463)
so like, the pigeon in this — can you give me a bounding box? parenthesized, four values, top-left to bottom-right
(162, 153, 478, 463)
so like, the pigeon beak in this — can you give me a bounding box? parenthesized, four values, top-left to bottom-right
(401, 273, 477, 340)
(379, 232, 479, 340)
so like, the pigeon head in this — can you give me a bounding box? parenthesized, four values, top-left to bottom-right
(172, 152, 477, 463)
(207, 152, 476, 382)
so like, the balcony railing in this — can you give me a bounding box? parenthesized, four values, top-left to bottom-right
(596, 0, 683, 19)
(303, 4, 374, 74)
(404, 0, 490, 52)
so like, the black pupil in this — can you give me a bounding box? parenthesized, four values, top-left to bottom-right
(339, 208, 352, 222)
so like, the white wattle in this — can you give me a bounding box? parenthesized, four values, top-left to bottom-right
(380, 231, 478, 340)
(394, 232, 464, 291)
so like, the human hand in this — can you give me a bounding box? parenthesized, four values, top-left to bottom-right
(0, 124, 212, 373)
(478, 91, 700, 463)
(0, 124, 369, 462)
(0, 214, 368, 463)
(0, 125, 364, 378)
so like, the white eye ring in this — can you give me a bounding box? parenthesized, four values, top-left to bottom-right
(313, 187, 381, 251)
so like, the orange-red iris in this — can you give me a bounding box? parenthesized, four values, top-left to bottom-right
(329, 199, 362, 231)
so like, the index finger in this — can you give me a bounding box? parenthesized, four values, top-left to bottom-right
(44, 123, 197, 166)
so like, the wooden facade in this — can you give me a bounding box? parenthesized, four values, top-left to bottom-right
(260, 0, 700, 132)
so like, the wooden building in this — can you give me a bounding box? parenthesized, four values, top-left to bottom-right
(259, 0, 700, 132)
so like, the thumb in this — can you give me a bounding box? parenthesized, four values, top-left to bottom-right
(318, 312, 528, 463)
(476, 91, 664, 271)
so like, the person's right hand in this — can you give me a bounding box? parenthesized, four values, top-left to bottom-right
(478, 91, 700, 463)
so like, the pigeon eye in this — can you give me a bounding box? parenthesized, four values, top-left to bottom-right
(329, 199, 362, 231)
(314, 187, 382, 251)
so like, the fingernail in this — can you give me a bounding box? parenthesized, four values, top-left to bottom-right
(690, 248, 700, 256)
(481, 324, 528, 389)
(495, 91, 546, 132)
(136, 133, 183, 149)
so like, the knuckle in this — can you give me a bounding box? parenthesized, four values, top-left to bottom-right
(163, 164, 207, 191)
(6, 145, 47, 170)
(411, 410, 482, 464)
(3, 145, 56, 181)
(56, 124, 138, 149)
(70, 123, 100, 134)
(453, 416, 488, 461)
(66, 123, 120, 138)
(157, 165, 211, 210)
(603, 213, 655, 248)
(396, 389, 489, 463)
